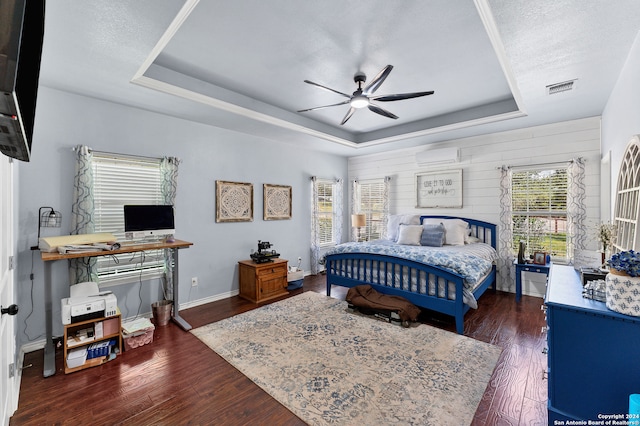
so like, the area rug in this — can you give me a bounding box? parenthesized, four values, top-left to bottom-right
(191, 292, 501, 425)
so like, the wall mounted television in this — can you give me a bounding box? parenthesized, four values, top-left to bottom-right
(124, 205, 175, 239)
(0, 0, 45, 162)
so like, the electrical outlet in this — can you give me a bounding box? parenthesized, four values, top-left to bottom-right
(191, 277, 198, 287)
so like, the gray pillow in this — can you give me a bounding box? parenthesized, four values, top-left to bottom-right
(421, 223, 445, 247)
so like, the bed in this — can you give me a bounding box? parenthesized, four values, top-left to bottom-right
(324, 215, 497, 334)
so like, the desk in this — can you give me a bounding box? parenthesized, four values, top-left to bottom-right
(40, 239, 193, 377)
(514, 261, 551, 302)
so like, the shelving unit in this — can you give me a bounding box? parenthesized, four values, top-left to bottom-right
(63, 312, 122, 374)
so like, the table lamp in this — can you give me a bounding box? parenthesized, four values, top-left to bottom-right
(351, 213, 366, 242)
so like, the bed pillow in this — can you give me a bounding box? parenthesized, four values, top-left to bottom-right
(397, 224, 423, 246)
(422, 218, 469, 246)
(387, 214, 421, 242)
(420, 223, 445, 247)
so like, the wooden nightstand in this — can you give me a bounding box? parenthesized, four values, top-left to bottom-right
(238, 258, 288, 303)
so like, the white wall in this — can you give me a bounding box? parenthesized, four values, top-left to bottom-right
(15, 86, 348, 350)
(348, 116, 602, 297)
(602, 31, 640, 219)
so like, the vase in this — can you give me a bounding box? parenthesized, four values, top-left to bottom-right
(605, 269, 640, 317)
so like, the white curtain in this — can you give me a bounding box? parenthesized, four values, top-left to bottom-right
(69, 145, 96, 284)
(382, 176, 391, 239)
(351, 179, 359, 241)
(567, 157, 586, 264)
(160, 156, 181, 300)
(334, 178, 343, 245)
(310, 177, 320, 274)
(498, 166, 514, 291)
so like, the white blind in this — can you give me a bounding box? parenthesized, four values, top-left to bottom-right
(358, 179, 385, 241)
(512, 167, 568, 259)
(317, 180, 334, 246)
(92, 153, 166, 285)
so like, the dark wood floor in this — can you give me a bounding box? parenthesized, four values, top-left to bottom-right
(10, 274, 548, 425)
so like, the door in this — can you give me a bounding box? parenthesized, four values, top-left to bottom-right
(1, 155, 18, 425)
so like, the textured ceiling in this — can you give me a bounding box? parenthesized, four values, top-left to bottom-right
(38, 0, 640, 156)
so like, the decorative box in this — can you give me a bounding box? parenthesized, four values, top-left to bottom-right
(605, 271, 640, 317)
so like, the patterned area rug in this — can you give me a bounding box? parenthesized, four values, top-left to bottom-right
(192, 292, 501, 425)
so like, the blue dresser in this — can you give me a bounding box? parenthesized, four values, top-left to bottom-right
(546, 265, 640, 422)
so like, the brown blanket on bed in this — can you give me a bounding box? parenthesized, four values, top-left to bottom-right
(346, 285, 421, 323)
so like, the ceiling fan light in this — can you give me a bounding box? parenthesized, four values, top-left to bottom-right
(350, 95, 369, 109)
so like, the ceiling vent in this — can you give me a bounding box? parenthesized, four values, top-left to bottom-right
(546, 79, 577, 95)
(415, 147, 460, 166)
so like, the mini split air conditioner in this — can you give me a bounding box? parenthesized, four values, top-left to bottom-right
(415, 147, 460, 166)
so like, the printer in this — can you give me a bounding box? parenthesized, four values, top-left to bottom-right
(61, 282, 118, 325)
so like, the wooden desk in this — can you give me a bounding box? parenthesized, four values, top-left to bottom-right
(40, 239, 193, 377)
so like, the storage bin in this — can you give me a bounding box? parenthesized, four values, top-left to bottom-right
(66, 347, 87, 368)
(287, 268, 304, 290)
(122, 325, 155, 351)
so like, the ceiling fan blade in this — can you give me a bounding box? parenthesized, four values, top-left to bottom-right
(368, 104, 398, 120)
(297, 100, 350, 113)
(303, 80, 351, 98)
(363, 65, 393, 95)
(340, 107, 357, 125)
(371, 91, 435, 102)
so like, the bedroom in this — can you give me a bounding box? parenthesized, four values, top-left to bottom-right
(3, 0, 640, 424)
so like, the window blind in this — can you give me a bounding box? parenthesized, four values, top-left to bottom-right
(316, 180, 334, 246)
(91, 153, 166, 285)
(512, 167, 568, 259)
(358, 179, 385, 241)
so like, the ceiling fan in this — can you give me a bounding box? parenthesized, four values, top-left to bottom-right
(297, 65, 434, 125)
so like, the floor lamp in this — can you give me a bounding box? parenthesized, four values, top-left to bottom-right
(351, 213, 366, 242)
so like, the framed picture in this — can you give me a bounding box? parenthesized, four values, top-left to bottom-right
(415, 169, 463, 208)
(533, 252, 547, 265)
(215, 180, 253, 222)
(263, 184, 292, 220)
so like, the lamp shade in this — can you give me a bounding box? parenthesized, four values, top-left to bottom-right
(351, 214, 366, 227)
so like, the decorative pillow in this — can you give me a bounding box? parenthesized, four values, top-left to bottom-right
(397, 224, 423, 246)
(420, 223, 445, 247)
(421, 218, 469, 246)
(387, 214, 421, 242)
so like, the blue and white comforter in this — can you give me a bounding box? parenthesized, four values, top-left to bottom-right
(323, 240, 497, 286)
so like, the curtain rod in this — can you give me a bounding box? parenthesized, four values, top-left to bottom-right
(498, 157, 584, 171)
(72, 146, 162, 162)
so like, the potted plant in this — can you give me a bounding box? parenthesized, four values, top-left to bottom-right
(597, 222, 617, 267)
(605, 250, 640, 317)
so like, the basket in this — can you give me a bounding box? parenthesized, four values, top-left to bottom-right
(605, 272, 640, 317)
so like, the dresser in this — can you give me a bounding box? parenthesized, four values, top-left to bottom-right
(545, 265, 640, 422)
(238, 258, 288, 303)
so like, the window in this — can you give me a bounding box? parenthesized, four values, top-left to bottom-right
(355, 179, 386, 241)
(613, 136, 640, 252)
(316, 179, 335, 246)
(92, 153, 167, 285)
(512, 167, 568, 260)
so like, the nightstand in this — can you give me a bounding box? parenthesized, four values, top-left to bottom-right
(238, 258, 288, 303)
(514, 260, 551, 302)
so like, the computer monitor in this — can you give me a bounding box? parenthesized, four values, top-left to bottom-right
(123, 205, 175, 239)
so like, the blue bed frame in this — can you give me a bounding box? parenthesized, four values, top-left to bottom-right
(325, 216, 497, 334)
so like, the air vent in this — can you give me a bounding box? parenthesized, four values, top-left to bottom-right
(546, 79, 577, 95)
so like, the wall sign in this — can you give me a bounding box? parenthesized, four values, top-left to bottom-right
(416, 169, 463, 208)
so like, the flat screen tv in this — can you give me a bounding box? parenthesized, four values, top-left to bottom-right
(124, 205, 175, 239)
(0, 0, 45, 162)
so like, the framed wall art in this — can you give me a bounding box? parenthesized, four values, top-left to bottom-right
(263, 184, 292, 220)
(416, 169, 463, 208)
(215, 180, 253, 222)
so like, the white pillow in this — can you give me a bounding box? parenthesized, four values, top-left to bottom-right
(387, 214, 421, 242)
(421, 218, 469, 246)
(397, 224, 423, 246)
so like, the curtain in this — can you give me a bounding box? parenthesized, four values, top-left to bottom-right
(334, 178, 343, 245)
(351, 179, 359, 241)
(310, 177, 320, 274)
(160, 156, 181, 300)
(69, 145, 96, 284)
(567, 157, 586, 264)
(382, 176, 391, 239)
(498, 166, 514, 291)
